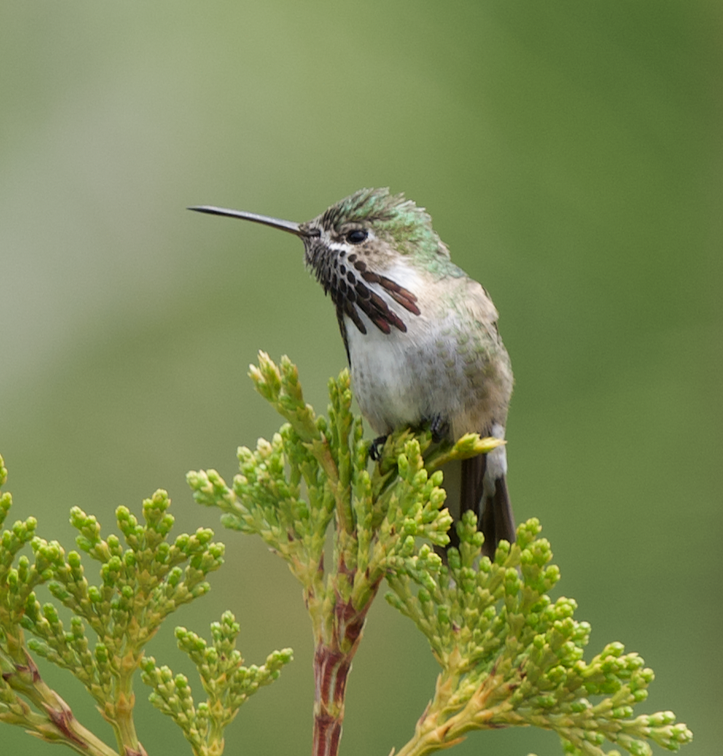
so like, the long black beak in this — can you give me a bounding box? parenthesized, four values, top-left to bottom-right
(188, 205, 318, 238)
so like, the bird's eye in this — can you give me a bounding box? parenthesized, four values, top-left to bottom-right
(346, 229, 368, 245)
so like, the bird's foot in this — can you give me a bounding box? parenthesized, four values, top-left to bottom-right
(429, 414, 450, 443)
(369, 435, 388, 462)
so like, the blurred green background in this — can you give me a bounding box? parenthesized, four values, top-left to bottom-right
(1, 2, 721, 755)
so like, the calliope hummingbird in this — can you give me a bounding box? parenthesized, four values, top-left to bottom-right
(190, 188, 515, 556)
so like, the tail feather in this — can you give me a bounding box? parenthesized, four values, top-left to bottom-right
(478, 468, 516, 558)
(460, 453, 516, 558)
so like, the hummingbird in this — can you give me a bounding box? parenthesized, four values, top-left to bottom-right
(190, 188, 515, 557)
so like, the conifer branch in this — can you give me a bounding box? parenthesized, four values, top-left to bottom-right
(1, 355, 693, 756)
(0, 455, 289, 756)
(189, 353, 692, 756)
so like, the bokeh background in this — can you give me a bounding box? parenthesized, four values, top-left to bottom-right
(1, 2, 721, 755)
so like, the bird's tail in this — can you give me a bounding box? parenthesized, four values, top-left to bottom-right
(459, 448, 516, 558)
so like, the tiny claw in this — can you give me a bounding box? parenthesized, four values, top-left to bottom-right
(369, 435, 388, 461)
(430, 415, 450, 443)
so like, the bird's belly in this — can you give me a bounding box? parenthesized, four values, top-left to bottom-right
(345, 312, 490, 437)
(348, 327, 429, 434)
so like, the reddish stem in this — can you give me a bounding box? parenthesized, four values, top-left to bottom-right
(312, 581, 381, 756)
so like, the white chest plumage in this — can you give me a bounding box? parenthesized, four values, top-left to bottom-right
(344, 260, 508, 441)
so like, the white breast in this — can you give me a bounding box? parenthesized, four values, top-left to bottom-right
(345, 261, 481, 436)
